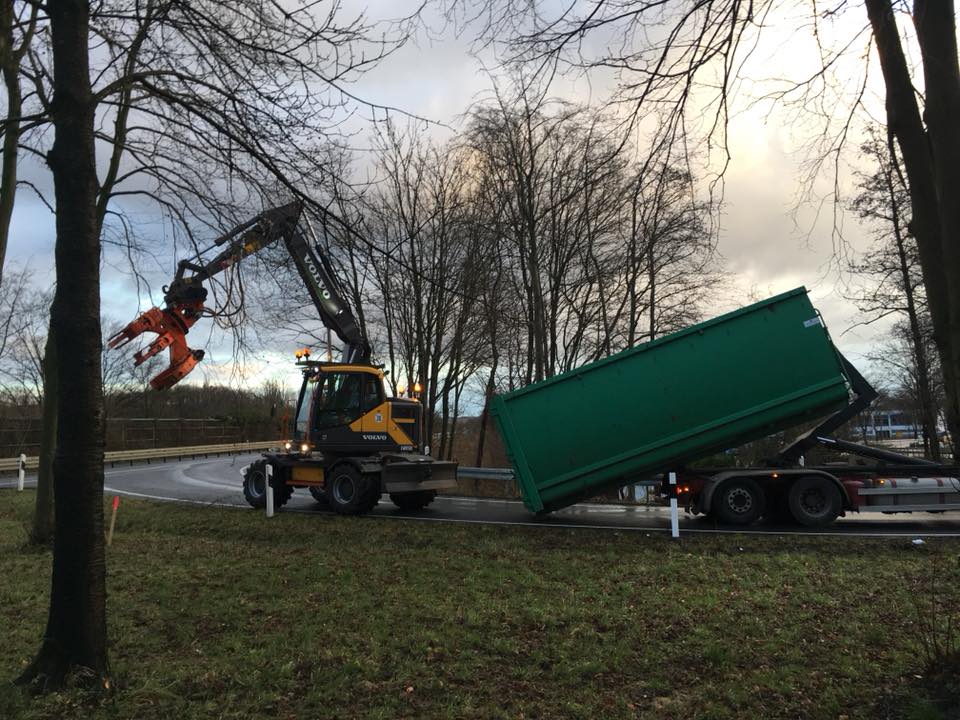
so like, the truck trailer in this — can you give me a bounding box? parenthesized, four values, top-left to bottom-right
(491, 288, 959, 527)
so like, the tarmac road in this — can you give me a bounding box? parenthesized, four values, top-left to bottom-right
(5, 453, 960, 537)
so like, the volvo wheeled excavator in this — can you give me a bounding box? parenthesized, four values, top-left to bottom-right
(109, 201, 458, 514)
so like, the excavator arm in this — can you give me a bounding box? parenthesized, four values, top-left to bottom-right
(109, 201, 370, 389)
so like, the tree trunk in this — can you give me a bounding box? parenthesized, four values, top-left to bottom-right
(30, 329, 57, 544)
(17, 0, 109, 691)
(438, 378, 451, 459)
(912, 0, 960, 455)
(866, 0, 960, 451)
(447, 377, 464, 461)
(880, 138, 942, 460)
(0, 0, 22, 286)
(474, 355, 499, 467)
(648, 242, 656, 341)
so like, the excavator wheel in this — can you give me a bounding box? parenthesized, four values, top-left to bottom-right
(243, 460, 293, 509)
(389, 490, 437, 512)
(325, 464, 380, 515)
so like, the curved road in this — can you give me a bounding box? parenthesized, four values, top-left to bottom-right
(5, 453, 960, 537)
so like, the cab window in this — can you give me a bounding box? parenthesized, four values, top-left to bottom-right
(314, 372, 365, 429)
(294, 377, 314, 439)
(362, 375, 384, 411)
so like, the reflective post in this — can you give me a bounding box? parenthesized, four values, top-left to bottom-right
(17, 454, 26, 491)
(669, 471, 679, 539)
(265, 463, 275, 518)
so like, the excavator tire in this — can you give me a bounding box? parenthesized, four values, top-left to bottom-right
(325, 464, 380, 515)
(243, 460, 293, 509)
(389, 490, 437, 511)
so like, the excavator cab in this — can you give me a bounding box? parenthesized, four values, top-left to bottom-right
(312, 371, 379, 430)
(292, 362, 421, 456)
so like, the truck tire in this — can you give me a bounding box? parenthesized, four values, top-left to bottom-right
(243, 460, 293, 509)
(389, 490, 437, 511)
(787, 476, 841, 526)
(308, 486, 330, 508)
(325, 464, 380, 515)
(713, 478, 763, 525)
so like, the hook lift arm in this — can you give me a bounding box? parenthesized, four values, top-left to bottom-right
(109, 201, 371, 390)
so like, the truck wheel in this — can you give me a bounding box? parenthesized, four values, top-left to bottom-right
(390, 490, 437, 511)
(308, 486, 330, 508)
(325, 464, 380, 515)
(714, 478, 763, 525)
(243, 461, 293, 509)
(787, 476, 841, 527)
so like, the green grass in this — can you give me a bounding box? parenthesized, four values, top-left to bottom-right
(1, 489, 959, 719)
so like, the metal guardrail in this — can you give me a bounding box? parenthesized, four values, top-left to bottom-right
(457, 467, 515, 480)
(0, 441, 277, 473)
(0, 449, 514, 478)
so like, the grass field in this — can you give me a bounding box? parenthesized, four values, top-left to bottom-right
(2, 489, 959, 719)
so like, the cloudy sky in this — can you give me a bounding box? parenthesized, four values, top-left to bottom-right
(6, 1, 907, 394)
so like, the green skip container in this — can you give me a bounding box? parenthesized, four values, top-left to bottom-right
(490, 288, 853, 513)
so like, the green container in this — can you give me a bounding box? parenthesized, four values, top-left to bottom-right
(491, 288, 852, 513)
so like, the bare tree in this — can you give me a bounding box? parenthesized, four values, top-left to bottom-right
(847, 130, 942, 458)
(0, 279, 56, 544)
(15, 0, 109, 691)
(0, 263, 32, 363)
(455, 0, 960, 453)
(0, 281, 57, 544)
(464, 81, 717, 387)
(620, 161, 716, 346)
(866, 1, 960, 455)
(12, 0, 431, 693)
(363, 121, 483, 453)
(0, 284, 47, 404)
(0, 0, 39, 286)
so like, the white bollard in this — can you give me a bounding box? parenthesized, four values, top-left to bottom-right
(265, 463, 274, 518)
(17, 453, 26, 492)
(669, 471, 679, 539)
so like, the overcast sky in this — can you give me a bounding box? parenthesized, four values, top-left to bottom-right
(5, 1, 912, 395)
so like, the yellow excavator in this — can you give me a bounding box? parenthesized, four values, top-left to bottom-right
(109, 202, 458, 514)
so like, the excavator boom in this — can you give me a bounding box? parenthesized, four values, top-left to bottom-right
(109, 201, 370, 389)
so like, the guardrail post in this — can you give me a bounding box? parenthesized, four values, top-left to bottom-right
(17, 453, 26, 491)
(669, 471, 679, 539)
(265, 463, 274, 518)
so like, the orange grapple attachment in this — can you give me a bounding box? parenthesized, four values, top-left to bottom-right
(107, 301, 205, 390)
(148, 339, 205, 391)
